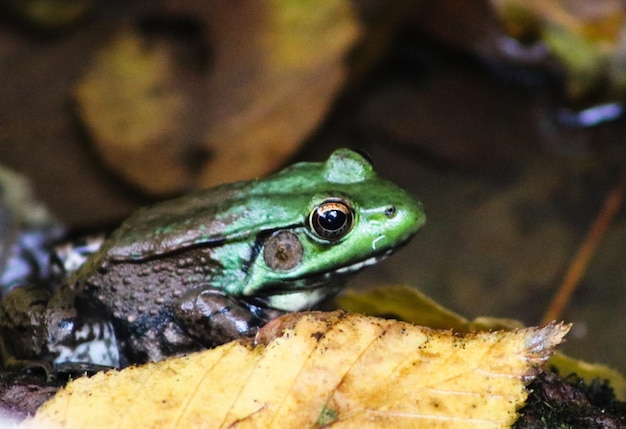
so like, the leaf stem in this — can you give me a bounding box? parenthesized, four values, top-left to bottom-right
(541, 166, 626, 324)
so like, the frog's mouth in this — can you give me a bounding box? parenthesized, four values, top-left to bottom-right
(297, 246, 396, 287)
(253, 248, 396, 312)
(318, 248, 395, 280)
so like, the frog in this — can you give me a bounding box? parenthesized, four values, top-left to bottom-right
(0, 148, 425, 375)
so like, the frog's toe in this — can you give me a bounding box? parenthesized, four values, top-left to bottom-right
(53, 361, 116, 376)
(2, 357, 55, 381)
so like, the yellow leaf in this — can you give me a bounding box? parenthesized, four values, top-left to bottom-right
(338, 286, 626, 400)
(337, 285, 524, 331)
(24, 311, 569, 429)
(490, 0, 626, 100)
(337, 285, 469, 330)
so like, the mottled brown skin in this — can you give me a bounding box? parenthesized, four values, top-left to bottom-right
(71, 246, 279, 364)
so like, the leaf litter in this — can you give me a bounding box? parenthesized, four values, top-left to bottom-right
(23, 311, 570, 429)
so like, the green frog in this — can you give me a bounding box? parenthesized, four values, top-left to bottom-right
(0, 148, 425, 374)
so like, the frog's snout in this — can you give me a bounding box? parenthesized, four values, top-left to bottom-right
(366, 196, 425, 252)
(397, 196, 426, 236)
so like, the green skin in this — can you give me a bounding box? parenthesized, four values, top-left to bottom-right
(0, 149, 425, 372)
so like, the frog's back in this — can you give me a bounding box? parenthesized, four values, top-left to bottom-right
(94, 148, 387, 264)
(105, 183, 248, 261)
(102, 163, 321, 262)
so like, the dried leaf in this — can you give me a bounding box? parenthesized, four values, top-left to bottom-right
(337, 285, 524, 331)
(490, 0, 626, 100)
(338, 286, 626, 400)
(75, 0, 361, 195)
(24, 311, 569, 429)
(194, 0, 361, 190)
(74, 31, 189, 193)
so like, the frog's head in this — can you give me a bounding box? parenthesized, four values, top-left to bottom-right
(242, 148, 425, 311)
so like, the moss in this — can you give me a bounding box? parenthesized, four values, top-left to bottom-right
(514, 370, 626, 429)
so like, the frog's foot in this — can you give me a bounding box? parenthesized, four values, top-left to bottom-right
(53, 361, 116, 377)
(1, 356, 55, 382)
(175, 288, 266, 347)
(0, 334, 52, 380)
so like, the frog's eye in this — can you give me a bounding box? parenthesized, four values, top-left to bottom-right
(308, 199, 354, 241)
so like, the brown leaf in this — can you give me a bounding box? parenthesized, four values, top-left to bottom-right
(24, 311, 569, 429)
(75, 0, 361, 195)
(490, 0, 626, 100)
(74, 31, 190, 194)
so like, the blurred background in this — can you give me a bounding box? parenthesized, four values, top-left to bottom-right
(1, 0, 625, 374)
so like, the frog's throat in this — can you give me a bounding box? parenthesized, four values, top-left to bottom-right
(265, 287, 341, 312)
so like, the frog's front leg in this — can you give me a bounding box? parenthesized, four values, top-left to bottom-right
(44, 288, 121, 373)
(174, 287, 283, 347)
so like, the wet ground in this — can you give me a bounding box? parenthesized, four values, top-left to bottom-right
(1, 5, 625, 376)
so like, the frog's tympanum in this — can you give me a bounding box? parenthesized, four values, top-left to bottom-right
(0, 149, 425, 375)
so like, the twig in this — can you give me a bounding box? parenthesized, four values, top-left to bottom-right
(541, 166, 626, 324)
